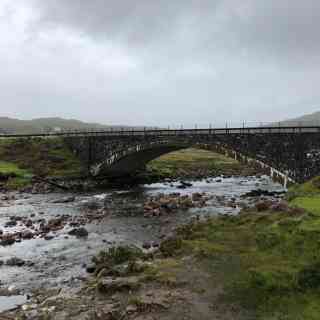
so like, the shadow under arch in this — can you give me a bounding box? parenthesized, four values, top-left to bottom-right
(95, 141, 241, 178)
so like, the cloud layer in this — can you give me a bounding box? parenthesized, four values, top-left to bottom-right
(0, 0, 319, 126)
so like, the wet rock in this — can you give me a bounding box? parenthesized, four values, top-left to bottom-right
(68, 227, 88, 238)
(21, 231, 34, 240)
(243, 189, 285, 198)
(24, 219, 33, 228)
(271, 200, 290, 212)
(5, 220, 17, 227)
(177, 181, 193, 189)
(0, 260, 3, 266)
(255, 200, 273, 212)
(52, 196, 75, 204)
(86, 264, 96, 273)
(0, 235, 16, 246)
(143, 192, 208, 217)
(6, 257, 25, 267)
(47, 217, 65, 231)
(98, 276, 141, 294)
(44, 235, 54, 241)
(142, 242, 152, 250)
(192, 192, 203, 201)
(152, 242, 160, 248)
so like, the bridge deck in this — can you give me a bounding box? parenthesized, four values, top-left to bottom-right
(1, 126, 320, 138)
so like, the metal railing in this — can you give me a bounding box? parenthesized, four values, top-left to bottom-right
(1, 121, 320, 138)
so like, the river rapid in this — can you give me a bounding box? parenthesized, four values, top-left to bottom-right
(0, 175, 284, 312)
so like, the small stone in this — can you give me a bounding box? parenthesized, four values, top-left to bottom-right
(86, 264, 96, 273)
(52, 196, 75, 203)
(142, 242, 151, 250)
(68, 227, 89, 238)
(44, 235, 54, 241)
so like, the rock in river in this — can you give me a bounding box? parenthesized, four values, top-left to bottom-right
(51, 196, 75, 204)
(0, 235, 16, 246)
(6, 257, 25, 267)
(68, 227, 89, 238)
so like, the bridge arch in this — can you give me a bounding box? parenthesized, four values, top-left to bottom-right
(64, 127, 320, 183)
(94, 142, 190, 177)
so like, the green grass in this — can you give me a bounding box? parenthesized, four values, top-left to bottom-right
(147, 148, 249, 178)
(291, 197, 320, 216)
(0, 137, 85, 189)
(287, 176, 320, 201)
(0, 161, 30, 176)
(0, 160, 33, 189)
(0, 137, 84, 177)
(156, 205, 320, 319)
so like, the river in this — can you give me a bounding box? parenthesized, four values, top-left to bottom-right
(0, 175, 284, 312)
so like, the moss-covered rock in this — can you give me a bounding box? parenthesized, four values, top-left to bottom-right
(159, 237, 183, 257)
(92, 245, 146, 275)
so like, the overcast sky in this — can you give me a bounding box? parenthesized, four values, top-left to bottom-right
(0, 0, 319, 127)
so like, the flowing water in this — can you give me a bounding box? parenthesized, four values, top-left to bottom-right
(0, 175, 284, 312)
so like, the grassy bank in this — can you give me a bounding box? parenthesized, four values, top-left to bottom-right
(147, 148, 256, 180)
(0, 138, 84, 189)
(84, 201, 320, 319)
(138, 178, 320, 319)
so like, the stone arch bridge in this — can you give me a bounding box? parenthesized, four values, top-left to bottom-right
(4, 126, 320, 184)
(59, 126, 320, 184)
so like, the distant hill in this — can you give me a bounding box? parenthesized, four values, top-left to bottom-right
(0, 117, 113, 134)
(280, 111, 320, 126)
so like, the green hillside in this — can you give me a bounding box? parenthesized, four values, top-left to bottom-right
(0, 117, 111, 134)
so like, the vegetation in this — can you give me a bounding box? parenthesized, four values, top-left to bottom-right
(0, 137, 84, 189)
(287, 176, 320, 216)
(132, 177, 320, 319)
(147, 148, 255, 179)
(92, 245, 146, 275)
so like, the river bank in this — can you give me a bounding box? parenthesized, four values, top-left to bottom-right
(0, 174, 286, 318)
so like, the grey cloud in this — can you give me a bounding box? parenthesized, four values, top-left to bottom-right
(30, 0, 320, 61)
(0, 0, 320, 126)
